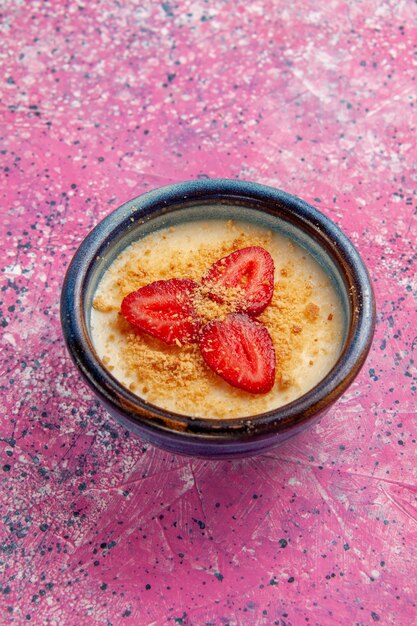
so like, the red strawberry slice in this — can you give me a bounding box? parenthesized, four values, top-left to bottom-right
(199, 312, 276, 394)
(201, 246, 275, 316)
(120, 278, 199, 345)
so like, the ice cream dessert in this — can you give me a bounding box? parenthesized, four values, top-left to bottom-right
(90, 218, 344, 419)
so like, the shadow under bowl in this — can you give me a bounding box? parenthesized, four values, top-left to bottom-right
(60, 179, 376, 458)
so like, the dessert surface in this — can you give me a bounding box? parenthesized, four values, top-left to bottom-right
(91, 219, 344, 417)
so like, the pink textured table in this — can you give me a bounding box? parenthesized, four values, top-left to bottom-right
(1, 2, 416, 624)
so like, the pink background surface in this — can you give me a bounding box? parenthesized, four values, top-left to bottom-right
(1, 1, 416, 624)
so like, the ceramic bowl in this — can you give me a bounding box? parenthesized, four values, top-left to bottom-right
(60, 179, 375, 458)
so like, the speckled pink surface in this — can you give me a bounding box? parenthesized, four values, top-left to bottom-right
(1, 1, 416, 624)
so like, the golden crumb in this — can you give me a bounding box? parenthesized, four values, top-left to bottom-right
(93, 295, 116, 313)
(276, 373, 293, 390)
(304, 302, 320, 321)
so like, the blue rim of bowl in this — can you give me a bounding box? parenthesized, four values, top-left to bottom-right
(61, 179, 376, 443)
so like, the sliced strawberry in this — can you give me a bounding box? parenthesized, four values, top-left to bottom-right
(120, 278, 199, 345)
(199, 312, 276, 394)
(201, 246, 275, 316)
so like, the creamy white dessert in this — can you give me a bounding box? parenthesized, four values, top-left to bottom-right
(90, 219, 344, 418)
